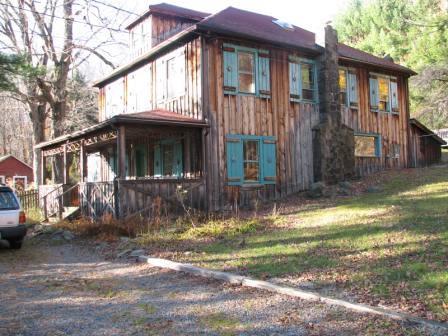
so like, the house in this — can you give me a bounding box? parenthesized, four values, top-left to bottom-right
(35, 3, 428, 218)
(410, 119, 446, 167)
(435, 128, 448, 148)
(0, 155, 33, 190)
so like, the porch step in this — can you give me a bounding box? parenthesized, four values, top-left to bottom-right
(44, 206, 80, 223)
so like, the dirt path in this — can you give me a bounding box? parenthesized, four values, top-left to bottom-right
(0, 237, 439, 336)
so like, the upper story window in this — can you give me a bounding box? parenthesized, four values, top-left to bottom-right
(289, 57, 317, 103)
(339, 67, 358, 108)
(156, 48, 186, 102)
(369, 73, 399, 114)
(104, 78, 125, 119)
(223, 44, 271, 98)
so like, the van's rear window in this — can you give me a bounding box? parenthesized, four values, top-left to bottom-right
(0, 190, 19, 210)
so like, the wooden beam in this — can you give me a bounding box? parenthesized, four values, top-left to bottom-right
(117, 125, 126, 178)
(80, 140, 86, 182)
(40, 150, 46, 185)
(63, 144, 69, 185)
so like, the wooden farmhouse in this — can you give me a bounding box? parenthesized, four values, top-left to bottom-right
(35, 3, 446, 219)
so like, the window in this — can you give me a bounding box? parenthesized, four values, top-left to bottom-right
(104, 78, 125, 119)
(369, 74, 399, 113)
(339, 69, 347, 105)
(223, 44, 271, 97)
(154, 140, 183, 178)
(0, 189, 19, 210)
(289, 57, 317, 102)
(226, 135, 276, 185)
(13, 176, 27, 191)
(339, 68, 358, 107)
(354, 133, 381, 158)
(243, 140, 259, 182)
(156, 49, 186, 102)
(135, 144, 147, 177)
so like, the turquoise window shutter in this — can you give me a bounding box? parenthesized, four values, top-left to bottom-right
(135, 144, 147, 177)
(223, 46, 238, 94)
(226, 136, 243, 185)
(390, 81, 399, 112)
(375, 135, 382, 157)
(154, 144, 162, 176)
(173, 141, 183, 177)
(369, 76, 379, 110)
(348, 72, 358, 106)
(262, 137, 277, 184)
(258, 52, 270, 98)
(289, 62, 301, 102)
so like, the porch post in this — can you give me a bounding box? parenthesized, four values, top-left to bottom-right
(40, 150, 46, 185)
(80, 140, 87, 182)
(63, 144, 69, 184)
(117, 125, 126, 178)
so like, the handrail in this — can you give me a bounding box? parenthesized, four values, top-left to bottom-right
(40, 185, 64, 221)
(40, 183, 80, 221)
(55, 183, 80, 219)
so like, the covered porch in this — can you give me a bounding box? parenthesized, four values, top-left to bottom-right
(36, 110, 208, 220)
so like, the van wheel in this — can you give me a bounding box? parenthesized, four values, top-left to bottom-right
(9, 240, 23, 249)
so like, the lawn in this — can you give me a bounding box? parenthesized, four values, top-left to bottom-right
(140, 165, 448, 322)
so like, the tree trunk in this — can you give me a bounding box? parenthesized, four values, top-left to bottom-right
(29, 103, 46, 187)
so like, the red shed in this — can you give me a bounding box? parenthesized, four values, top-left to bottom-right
(0, 155, 34, 190)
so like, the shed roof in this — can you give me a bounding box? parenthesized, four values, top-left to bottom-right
(35, 110, 207, 150)
(410, 118, 447, 145)
(338, 43, 416, 75)
(126, 3, 210, 30)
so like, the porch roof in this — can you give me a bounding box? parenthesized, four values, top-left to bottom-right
(35, 109, 207, 150)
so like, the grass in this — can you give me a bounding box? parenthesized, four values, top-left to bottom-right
(140, 165, 448, 321)
(199, 312, 243, 336)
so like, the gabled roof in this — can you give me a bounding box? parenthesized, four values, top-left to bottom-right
(410, 118, 447, 145)
(338, 43, 416, 75)
(126, 3, 210, 30)
(0, 154, 33, 169)
(196, 7, 319, 53)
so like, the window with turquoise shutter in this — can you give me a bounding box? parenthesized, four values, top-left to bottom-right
(348, 71, 358, 107)
(289, 61, 301, 102)
(223, 44, 271, 97)
(153, 140, 183, 178)
(390, 80, 399, 113)
(226, 134, 277, 186)
(369, 76, 379, 110)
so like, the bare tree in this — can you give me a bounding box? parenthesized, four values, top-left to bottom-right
(0, 0, 130, 184)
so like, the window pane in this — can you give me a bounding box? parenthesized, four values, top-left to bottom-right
(339, 69, 347, 91)
(239, 73, 255, 93)
(301, 63, 314, 90)
(0, 190, 19, 210)
(355, 136, 377, 157)
(244, 162, 259, 182)
(302, 89, 314, 101)
(339, 91, 347, 105)
(238, 52, 254, 73)
(244, 140, 258, 161)
(378, 77, 390, 111)
(162, 144, 174, 176)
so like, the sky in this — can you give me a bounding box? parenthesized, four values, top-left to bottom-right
(87, 0, 353, 78)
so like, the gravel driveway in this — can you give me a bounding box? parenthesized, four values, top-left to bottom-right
(0, 236, 440, 336)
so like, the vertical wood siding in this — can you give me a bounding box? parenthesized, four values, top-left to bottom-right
(205, 39, 319, 210)
(340, 66, 411, 176)
(99, 37, 202, 122)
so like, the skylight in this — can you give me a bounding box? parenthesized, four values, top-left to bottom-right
(273, 19, 294, 31)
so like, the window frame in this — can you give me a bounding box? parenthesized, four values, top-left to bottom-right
(153, 139, 183, 178)
(226, 134, 277, 186)
(369, 72, 399, 115)
(339, 67, 358, 108)
(243, 139, 260, 183)
(13, 175, 28, 190)
(354, 132, 382, 158)
(289, 56, 318, 103)
(237, 50, 256, 94)
(156, 48, 186, 103)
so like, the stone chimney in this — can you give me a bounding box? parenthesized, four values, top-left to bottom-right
(313, 25, 355, 184)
